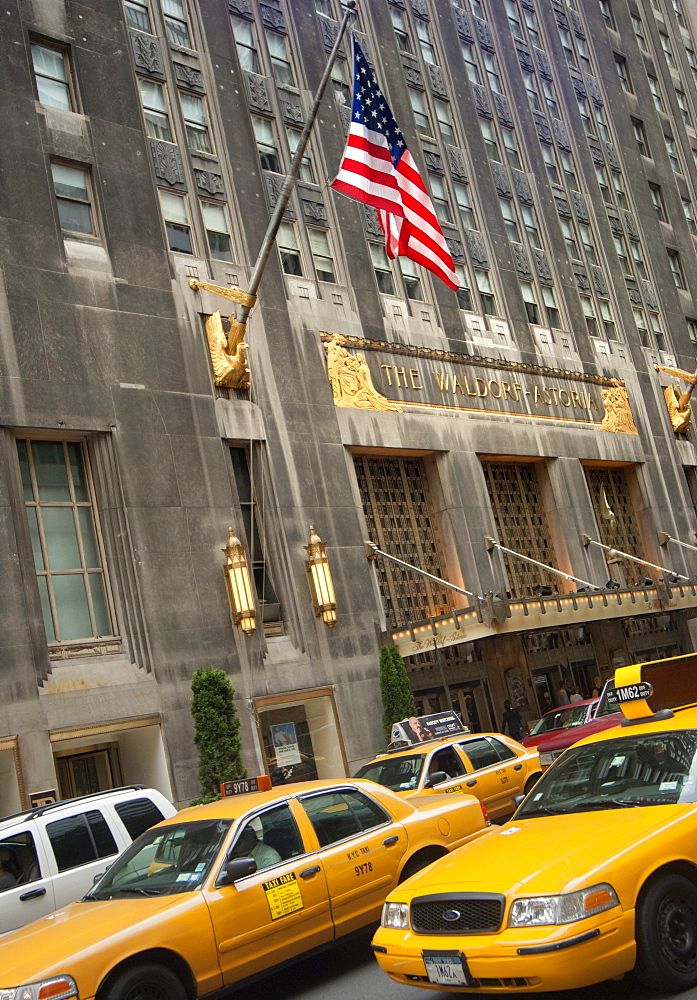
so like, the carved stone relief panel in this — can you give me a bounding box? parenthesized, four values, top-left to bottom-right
(130, 31, 165, 77)
(588, 137, 604, 165)
(339, 105, 352, 134)
(533, 248, 552, 282)
(472, 84, 491, 117)
(586, 75, 602, 104)
(194, 169, 225, 198)
(447, 146, 467, 179)
(229, 0, 253, 14)
(534, 47, 552, 79)
(607, 213, 623, 236)
(282, 100, 304, 124)
(626, 283, 642, 306)
(320, 17, 339, 50)
(623, 211, 639, 240)
(512, 242, 532, 277)
(260, 3, 286, 31)
(244, 72, 271, 112)
(491, 161, 512, 197)
(411, 0, 429, 18)
(571, 190, 590, 223)
(173, 62, 204, 91)
(570, 9, 584, 35)
(363, 205, 383, 237)
(555, 195, 571, 216)
(552, 118, 570, 150)
(642, 280, 658, 310)
(352, 31, 370, 60)
(590, 265, 608, 296)
(302, 198, 328, 224)
(574, 267, 590, 292)
(453, 8, 473, 41)
(517, 45, 533, 72)
(570, 73, 586, 97)
(466, 229, 489, 267)
(513, 170, 533, 204)
(533, 113, 551, 142)
(388, 0, 406, 7)
(445, 236, 464, 260)
(264, 172, 295, 217)
(494, 93, 513, 128)
(554, 8, 569, 29)
(404, 64, 423, 88)
(428, 64, 447, 98)
(604, 142, 620, 170)
(424, 150, 443, 173)
(149, 141, 185, 187)
(475, 16, 494, 51)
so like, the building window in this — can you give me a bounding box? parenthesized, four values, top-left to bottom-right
(483, 51, 502, 93)
(648, 76, 664, 114)
(409, 88, 431, 136)
(370, 242, 396, 295)
(676, 90, 691, 127)
(17, 440, 114, 644)
(659, 32, 675, 67)
(520, 281, 540, 324)
(683, 198, 697, 236)
(599, 0, 615, 29)
(454, 264, 473, 310)
(542, 286, 561, 328)
(672, 0, 686, 28)
(139, 79, 172, 141)
(51, 162, 94, 235)
(577, 224, 596, 265)
(560, 149, 578, 189)
(614, 234, 630, 275)
(665, 135, 681, 173)
(266, 30, 294, 85)
(576, 95, 592, 132)
(469, 0, 485, 17)
(523, 71, 541, 113)
(31, 41, 74, 111)
(454, 181, 477, 230)
(309, 228, 336, 282)
(667, 249, 685, 289)
(476, 269, 496, 314)
(559, 216, 579, 259)
(632, 14, 648, 52)
(505, 0, 523, 40)
(523, 6, 540, 45)
(435, 99, 454, 141)
(630, 240, 647, 279)
(559, 28, 577, 67)
(687, 49, 697, 88)
(276, 221, 302, 275)
(615, 56, 632, 92)
(391, 8, 412, 53)
(162, 0, 191, 48)
(541, 143, 560, 185)
(576, 35, 591, 72)
(430, 175, 453, 225)
(581, 296, 598, 337)
(315, 0, 332, 14)
(542, 78, 560, 119)
(201, 201, 233, 261)
(687, 318, 697, 344)
(331, 59, 351, 105)
(286, 128, 315, 183)
(253, 116, 280, 173)
(180, 92, 211, 153)
(649, 183, 667, 222)
(599, 298, 617, 340)
(611, 171, 627, 209)
(650, 311, 666, 352)
(502, 128, 522, 170)
(633, 306, 650, 347)
(416, 18, 437, 64)
(124, 0, 151, 32)
(593, 103, 610, 142)
(595, 164, 612, 205)
(480, 117, 501, 161)
(400, 258, 423, 300)
(460, 41, 481, 84)
(521, 204, 542, 250)
(632, 119, 650, 157)
(231, 15, 259, 73)
(159, 190, 192, 253)
(499, 197, 520, 242)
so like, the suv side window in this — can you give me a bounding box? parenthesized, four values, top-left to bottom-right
(459, 738, 502, 770)
(114, 797, 165, 840)
(47, 809, 118, 872)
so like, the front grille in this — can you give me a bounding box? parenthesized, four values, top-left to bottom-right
(411, 893, 505, 934)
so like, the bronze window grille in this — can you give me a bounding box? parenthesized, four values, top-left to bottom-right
(584, 466, 643, 585)
(353, 456, 450, 629)
(482, 461, 558, 597)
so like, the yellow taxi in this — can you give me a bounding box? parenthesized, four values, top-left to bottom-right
(371, 652, 697, 994)
(354, 715, 541, 821)
(0, 776, 489, 1000)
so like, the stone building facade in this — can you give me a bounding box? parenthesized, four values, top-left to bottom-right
(3, 0, 697, 809)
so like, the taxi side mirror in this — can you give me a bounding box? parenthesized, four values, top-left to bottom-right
(424, 770, 449, 789)
(512, 794, 525, 809)
(218, 857, 258, 885)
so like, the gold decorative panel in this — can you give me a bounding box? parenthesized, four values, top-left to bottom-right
(482, 462, 558, 598)
(354, 456, 450, 629)
(585, 466, 643, 586)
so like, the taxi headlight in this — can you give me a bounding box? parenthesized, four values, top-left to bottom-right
(0, 976, 78, 1000)
(382, 901, 409, 929)
(508, 884, 619, 927)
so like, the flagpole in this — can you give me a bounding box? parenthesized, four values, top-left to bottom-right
(234, 1, 356, 332)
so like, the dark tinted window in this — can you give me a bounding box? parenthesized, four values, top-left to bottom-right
(47, 810, 118, 871)
(114, 798, 165, 840)
(258, 804, 305, 861)
(459, 738, 501, 770)
(345, 790, 390, 830)
(430, 747, 467, 778)
(487, 737, 518, 762)
(301, 790, 389, 846)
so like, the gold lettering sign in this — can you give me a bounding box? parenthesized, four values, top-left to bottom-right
(320, 333, 636, 434)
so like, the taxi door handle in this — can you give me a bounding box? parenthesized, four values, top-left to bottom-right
(19, 887, 46, 901)
(466, 779, 477, 787)
(514, 764, 523, 771)
(383, 835, 399, 846)
(299, 866, 321, 879)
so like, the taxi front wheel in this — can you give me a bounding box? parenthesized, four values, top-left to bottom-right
(101, 962, 187, 1000)
(635, 874, 697, 991)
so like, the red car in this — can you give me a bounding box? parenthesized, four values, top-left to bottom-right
(521, 698, 599, 749)
(534, 684, 623, 768)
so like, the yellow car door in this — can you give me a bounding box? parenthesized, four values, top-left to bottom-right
(205, 800, 332, 986)
(457, 736, 522, 820)
(419, 745, 470, 795)
(298, 786, 408, 938)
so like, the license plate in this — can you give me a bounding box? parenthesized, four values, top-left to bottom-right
(423, 951, 469, 986)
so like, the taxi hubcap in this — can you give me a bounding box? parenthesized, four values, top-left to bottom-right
(658, 894, 697, 970)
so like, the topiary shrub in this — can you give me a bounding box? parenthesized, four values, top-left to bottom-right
(379, 645, 416, 743)
(190, 666, 247, 805)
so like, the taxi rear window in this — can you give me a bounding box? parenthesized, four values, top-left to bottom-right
(354, 754, 424, 792)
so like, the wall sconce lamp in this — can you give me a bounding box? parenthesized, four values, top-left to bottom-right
(223, 527, 256, 636)
(305, 525, 337, 628)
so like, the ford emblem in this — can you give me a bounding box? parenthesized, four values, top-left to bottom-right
(443, 909, 461, 922)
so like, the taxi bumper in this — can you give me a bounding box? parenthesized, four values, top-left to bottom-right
(371, 908, 636, 992)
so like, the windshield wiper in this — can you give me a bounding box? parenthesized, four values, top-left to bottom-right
(568, 798, 643, 811)
(98, 886, 164, 897)
(518, 805, 571, 817)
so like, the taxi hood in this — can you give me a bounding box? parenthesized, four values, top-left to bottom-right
(401, 807, 691, 895)
(0, 893, 193, 984)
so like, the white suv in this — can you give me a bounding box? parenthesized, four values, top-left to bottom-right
(0, 785, 176, 934)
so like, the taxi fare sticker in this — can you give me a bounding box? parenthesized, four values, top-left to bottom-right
(444, 784, 463, 794)
(262, 871, 304, 920)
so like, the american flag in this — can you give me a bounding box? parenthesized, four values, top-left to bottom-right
(331, 40, 458, 290)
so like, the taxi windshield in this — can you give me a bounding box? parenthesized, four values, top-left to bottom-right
(517, 731, 697, 817)
(88, 819, 232, 899)
(529, 704, 590, 736)
(354, 754, 425, 792)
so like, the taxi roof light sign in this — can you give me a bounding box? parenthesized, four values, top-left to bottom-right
(613, 651, 697, 723)
(220, 774, 272, 797)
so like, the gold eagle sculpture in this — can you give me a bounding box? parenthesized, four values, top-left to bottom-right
(189, 279, 256, 389)
(654, 363, 697, 434)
